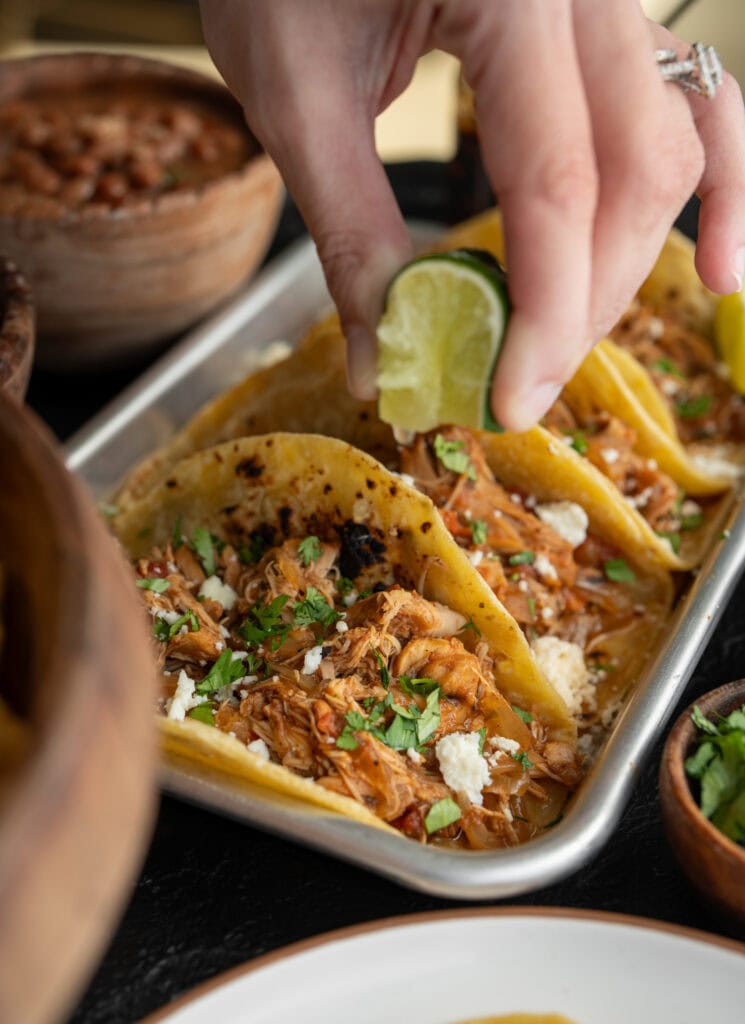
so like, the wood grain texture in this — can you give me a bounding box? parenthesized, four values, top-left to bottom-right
(0, 393, 157, 1024)
(0, 256, 34, 400)
(659, 679, 745, 926)
(0, 53, 284, 369)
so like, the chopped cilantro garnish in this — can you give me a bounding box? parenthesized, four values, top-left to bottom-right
(152, 610, 199, 642)
(459, 618, 481, 637)
(511, 705, 533, 724)
(192, 526, 216, 576)
(527, 596, 536, 621)
(424, 797, 462, 835)
(100, 503, 119, 518)
(335, 728, 360, 751)
(477, 726, 487, 755)
(195, 649, 246, 695)
(676, 395, 712, 420)
(604, 558, 636, 583)
(399, 675, 439, 697)
(188, 705, 215, 726)
(336, 576, 355, 596)
(172, 515, 184, 550)
(136, 577, 171, 593)
(239, 534, 268, 564)
(371, 647, 391, 688)
(416, 688, 441, 745)
(298, 535, 322, 566)
(655, 530, 681, 554)
(508, 550, 535, 566)
(680, 511, 704, 532)
(652, 357, 685, 378)
(243, 652, 267, 677)
(241, 594, 290, 650)
(433, 434, 477, 481)
(469, 518, 488, 545)
(292, 586, 340, 627)
(685, 703, 745, 844)
(511, 750, 533, 771)
(568, 431, 588, 455)
(384, 711, 419, 751)
(337, 703, 388, 750)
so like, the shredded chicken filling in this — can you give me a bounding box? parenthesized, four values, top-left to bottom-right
(135, 525, 579, 851)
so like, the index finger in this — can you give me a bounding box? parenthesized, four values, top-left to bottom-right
(439, 1, 598, 431)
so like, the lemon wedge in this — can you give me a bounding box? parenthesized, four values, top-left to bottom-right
(376, 249, 509, 433)
(714, 286, 745, 393)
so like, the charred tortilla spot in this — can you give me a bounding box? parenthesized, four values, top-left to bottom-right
(214, 451, 223, 463)
(389, 485, 398, 496)
(365, 479, 376, 490)
(420, 521, 432, 533)
(323, 483, 333, 494)
(278, 506, 292, 536)
(355, 492, 363, 500)
(265, 438, 274, 447)
(236, 456, 264, 479)
(165, 479, 177, 489)
(337, 520, 386, 579)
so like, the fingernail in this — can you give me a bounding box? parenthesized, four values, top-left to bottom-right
(498, 380, 563, 433)
(733, 247, 745, 292)
(345, 325, 378, 401)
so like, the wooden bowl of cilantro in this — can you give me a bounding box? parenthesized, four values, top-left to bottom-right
(660, 679, 745, 926)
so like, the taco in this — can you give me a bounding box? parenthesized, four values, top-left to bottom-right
(115, 433, 584, 849)
(606, 228, 745, 483)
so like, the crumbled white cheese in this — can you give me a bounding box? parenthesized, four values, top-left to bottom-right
(490, 735, 520, 755)
(215, 641, 224, 652)
(647, 316, 664, 339)
(220, 625, 231, 638)
(660, 378, 680, 396)
(715, 361, 731, 380)
(680, 499, 702, 517)
(397, 472, 416, 488)
(625, 486, 653, 511)
(493, 508, 503, 518)
(468, 549, 484, 567)
(534, 554, 558, 583)
(524, 495, 537, 509)
(547, 442, 559, 455)
(302, 645, 324, 675)
(534, 501, 588, 548)
(691, 450, 743, 480)
(199, 575, 238, 610)
(406, 747, 422, 765)
(435, 731, 491, 806)
(517, 580, 529, 593)
(531, 636, 596, 718)
(247, 737, 270, 760)
(510, 492, 522, 504)
(231, 650, 249, 661)
(647, 458, 658, 471)
(335, 619, 349, 633)
(541, 606, 554, 622)
(343, 589, 358, 607)
(166, 669, 206, 721)
(158, 609, 181, 626)
(600, 448, 619, 465)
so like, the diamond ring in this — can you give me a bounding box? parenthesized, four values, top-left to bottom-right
(655, 42, 723, 99)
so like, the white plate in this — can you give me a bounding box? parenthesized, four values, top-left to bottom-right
(145, 908, 745, 1023)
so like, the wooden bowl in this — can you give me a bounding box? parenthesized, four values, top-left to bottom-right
(0, 53, 284, 369)
(0, 391, 157, 1024)
(0, 256, 34, 400)
(660, 679, 745, 926)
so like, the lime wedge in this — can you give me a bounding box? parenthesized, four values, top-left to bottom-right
(714, 287, 745, 393)
(376, 249, 509, 432)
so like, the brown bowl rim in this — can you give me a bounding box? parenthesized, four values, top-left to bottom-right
(0, 51, 272, 225)
(0, 255, 34, 399)
(662, 678, 745, 868)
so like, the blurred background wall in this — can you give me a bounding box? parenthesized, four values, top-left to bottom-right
(0, 0, 742, 164)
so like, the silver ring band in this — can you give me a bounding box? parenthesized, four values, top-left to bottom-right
(655, 42, 723, 99)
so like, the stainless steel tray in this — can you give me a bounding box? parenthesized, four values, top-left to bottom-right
(65, 228, 745, 900)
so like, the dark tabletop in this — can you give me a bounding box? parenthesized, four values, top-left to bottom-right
(26, 163, 745, 1023)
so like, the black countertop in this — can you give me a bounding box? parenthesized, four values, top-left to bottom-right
(26, 164, 745, 1023)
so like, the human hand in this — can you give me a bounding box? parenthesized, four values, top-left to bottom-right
(200, 0, 745, 431)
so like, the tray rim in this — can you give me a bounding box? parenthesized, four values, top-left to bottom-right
(65, 229, 745, 899)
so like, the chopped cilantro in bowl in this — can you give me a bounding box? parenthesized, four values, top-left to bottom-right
(685, 702, 745, 846)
